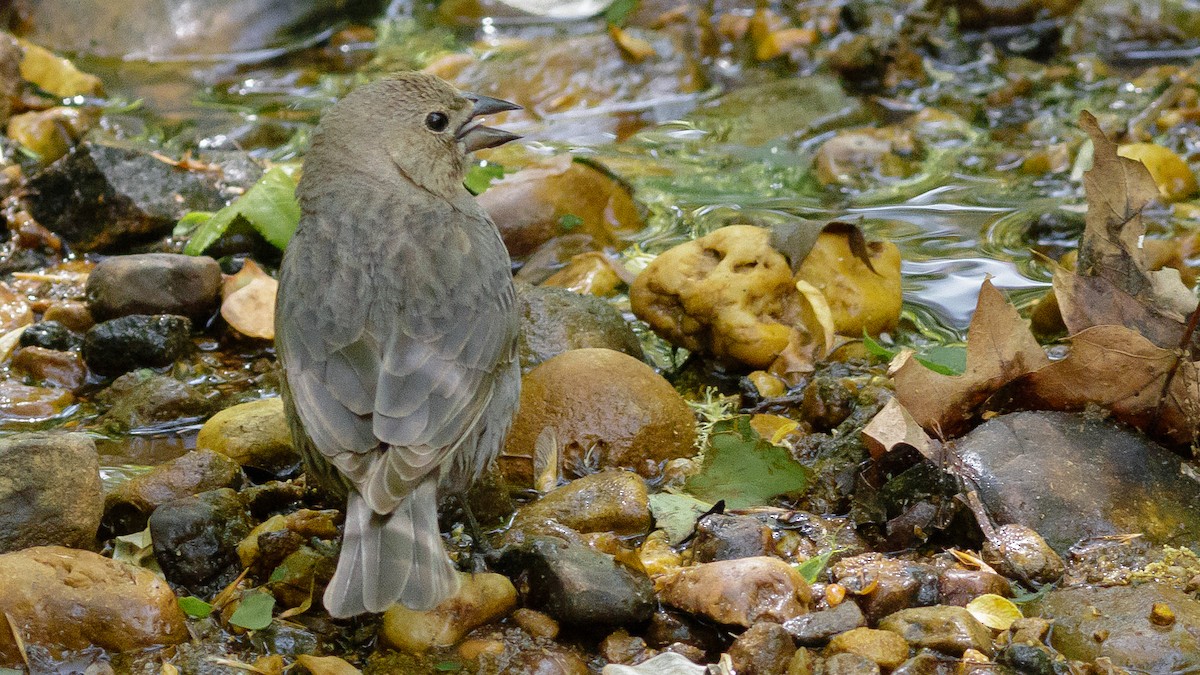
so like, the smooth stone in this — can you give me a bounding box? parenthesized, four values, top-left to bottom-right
(149, 487, 252, 597)
(0, 546, 187, 667)
(878, 606, 994, 657)
(0, 432, 101, 552)
(937, 568, 1012, 607)
(823, 652, 881, 675)
(103, 449, 245, 536)
(830, 553, 922, 622)
(783, 600, 866, 647)
(381, 573, 517, 653)
(955, 411, 1200, 552)
(1029, 583, 1200, 672)
(508, 469, 651, 537)
(692, 513, 773, 563)
(826, 627, 910, 671)
(727, 621, 796, 675)
(96, 371, 211, 431)
(86, 253, 222, 321)
(496, 537, 654, 626)
(17, 320, 76, 350)
(658, 556, 811, 627)
(10, 346, 86, 389)
(83, 314, 192, 377)
(195, 397, 300, 478)
(517, 284, 643, 372)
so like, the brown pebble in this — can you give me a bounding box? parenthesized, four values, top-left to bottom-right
(11, 346, 86, 389)
(42, 301, 94, 332)
(599, 628, 649, 665)
(458, 637, 506, 660)
(512, 608, 559, 639)
(1149, 602, 1176, 626)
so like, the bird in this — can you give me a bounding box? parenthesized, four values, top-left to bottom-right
(274, 72, 523, 618)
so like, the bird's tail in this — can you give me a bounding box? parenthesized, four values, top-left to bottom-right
(323, 479, 459, 617)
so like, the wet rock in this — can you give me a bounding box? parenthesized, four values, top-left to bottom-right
(728, 621, 795, 675)
(103, 449, 245, 536)
(497, 536, 655, 626)
(783, 601, 866, 647)
(982, 524, 1063, 585)
(10, 346, 86, 389)
(600, 628, 650, 665)
(21, 0, 386, 59)
(814, 127, 919, 190)
(830, 553, 922, 622)
(195, 397, 300, 478)
(7, 106, 95, 165)
(692, 513, 773, 563)
(658, 556, 811, 627)
(438, 31, 700, 140)
(645, 609, 725, 655)
(1029, 583, 1200, 672)
(0, 432, 101, 552)
(0, 379, 74, 420)
(631, 225, 829, 372)
(149, 487, 252, 597)
(955, 0, 1075, 28)
(937, 568, 1012, 607)
(381, 572, 516, 653)
(25, 142, 244, 252)
(237, 508, 340, 572)
(83, 314, 192, 377)
(826, 627, 910, 671)
(0, 281, 32, 332)
(512, 608, 559, 639)
(878, 606, 994, 657)
(956, 411, 1200, 553)
(517, 284, 643, 372)
(890, 650, 952, 675)
(18, 320, 76, 350)
(542, 251, 623, 297)
(509, 470, 651, 538)
(0, 34, 18, 126)
(501, 348, 696, 485)
(688, 76, 862, 146)
(42, 301, 94, 332)
(996, 644, 1055, 675)
(825, 652, 880, 675)
(0, 546, 187, 667)
(86, 253, 222, 321)
(795, 230, 902, 337)
(478, 156, 643, 260)
(96, 371, 211, 431)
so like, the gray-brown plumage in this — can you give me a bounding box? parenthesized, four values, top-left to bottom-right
(275, 72, 521, 618)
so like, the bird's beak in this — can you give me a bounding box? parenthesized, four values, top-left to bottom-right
(457, 93, 522, 152)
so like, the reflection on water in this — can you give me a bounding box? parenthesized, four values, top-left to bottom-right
(95, 428, 198, 467)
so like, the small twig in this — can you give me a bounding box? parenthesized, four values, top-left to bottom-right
(4, 612, 29, 670)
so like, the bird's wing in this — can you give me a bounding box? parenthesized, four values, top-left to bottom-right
(277, 198, 517, 514)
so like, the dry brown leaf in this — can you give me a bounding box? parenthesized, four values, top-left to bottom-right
(893, 279, 1049, 437)
(295, 655, 363, 675)
(1054, 111, 1199, 352)
(221, 261, 278, 340)
(994, 325, 1200, 445)
(861, 397, 939, 461)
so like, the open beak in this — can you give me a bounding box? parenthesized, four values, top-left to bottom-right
(457, 93, 522, 152)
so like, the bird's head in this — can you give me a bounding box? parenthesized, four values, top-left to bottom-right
(305, 72, 520, 202)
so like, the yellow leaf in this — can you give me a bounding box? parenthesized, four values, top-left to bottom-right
(295, 655, 363, 675)
(965, 593, 1022, 630)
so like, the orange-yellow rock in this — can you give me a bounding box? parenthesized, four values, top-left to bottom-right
(0, 546, 187, 665)
(501, 348, 695, 484)
(1118, 143, 1198, 202)
(795, 230, 902, 336)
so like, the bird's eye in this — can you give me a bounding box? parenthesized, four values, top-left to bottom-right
(425, 112, 449, 132)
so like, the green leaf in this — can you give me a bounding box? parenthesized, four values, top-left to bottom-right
(268, 565, 288, 584)
(228, 590, 275, 630)
(557, 213, 584, 231)
(182, 167, 300, 255)
(648, 492, 714, 545)
(173, 210, 215, 238)
(178, 596, 213, 619)
(862, 333, 894, 360)
(464, 161, 505, 195)
(682, 417, 811, 509)
(604, 0, 638, 25)
(434, 662, 462, 672)
(917, 345, 966, 375)
(794, 547, 843, 584)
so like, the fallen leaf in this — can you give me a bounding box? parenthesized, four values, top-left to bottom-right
(221, 261, 278, 340)
(295, 655, 363, 675)
(965, 593, 1022, 630)
(648, 492, 714, 546)
(609, 25, 656, 62)
(682, 416, 811, 509)
(893, 279, 1049, 437)
(182, 167, 300, 255)
(601, 651, 708, 675)
(994, 324, 1200, 445)
(1054, 112, 1199, 352)
(228, 590, 275, 630)
(861, 397, 940, 461)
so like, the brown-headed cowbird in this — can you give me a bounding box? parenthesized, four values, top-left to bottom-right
(275, 72, 521, 617)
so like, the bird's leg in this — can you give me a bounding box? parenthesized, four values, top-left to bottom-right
(453, 492, 491, 573)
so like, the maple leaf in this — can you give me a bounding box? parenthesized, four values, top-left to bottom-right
(893, 279, 1049, 437)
